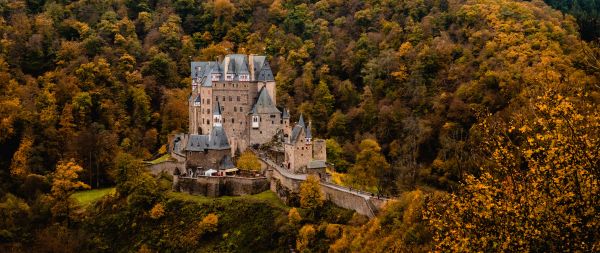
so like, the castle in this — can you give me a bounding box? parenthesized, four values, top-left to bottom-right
(172, 54, 326, 177)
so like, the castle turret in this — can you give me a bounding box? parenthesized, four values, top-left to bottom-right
(282, 108, 291, 141)
(213, 101, 222, 127)
(306, 120, 312, 145)
(251, 108, 259, 129)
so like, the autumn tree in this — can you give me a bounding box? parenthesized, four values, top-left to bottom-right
(348, 139, 390, 193)
(236, 151, 261, 172)
(299, 175, 323, 211)
(427, 88, 600, 252)
(10, 137, 33, 178)
(49, 159, 90, 224)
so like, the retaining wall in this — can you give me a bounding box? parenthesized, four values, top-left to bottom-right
(147, 161, 184, 175)
(173, 175, 269, 197)
(258, 156, 386, 218)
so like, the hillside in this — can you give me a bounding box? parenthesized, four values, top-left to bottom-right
(0, 0, 598, 252)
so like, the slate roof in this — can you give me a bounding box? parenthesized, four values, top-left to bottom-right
(290, 124, 304, 143)
(256, 60, 274, 81)
(213, 101, 222, 115)
(190, 54, 274, 84)
(251, 87, 280, 115)
(185, 126, 230, 151)
(208, 126, 230, 149)
(282, 108, 290, 119)
(218, 155, 235, 170)
(290, 114, 314, 144)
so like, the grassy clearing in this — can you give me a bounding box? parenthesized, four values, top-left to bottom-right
(168, 190, 288, 210)
(148, 153, 172, 164)
(73, 187, 115, 206)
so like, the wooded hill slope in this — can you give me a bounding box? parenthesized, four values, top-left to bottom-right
(0, 0, 598, 251)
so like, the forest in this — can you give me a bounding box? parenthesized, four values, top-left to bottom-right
(0, 0, 598, 252)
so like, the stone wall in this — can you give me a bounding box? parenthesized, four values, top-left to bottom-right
(147, 161, 184, 176)
(173, 175, 269, 197)
(313, 139, 327, 161)
(186, 149, 230, 169)
(257, 156, 386, 218)
(320, 183, 376, 217)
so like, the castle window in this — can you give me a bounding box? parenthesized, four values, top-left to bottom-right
(240, 107, 243, 112)
(207, 109, 210, 114)
(270, 115, 276, 118)
(207, 120, 210, 124)
(221, 106, 224, 111)
(202, 98, 204, 104)
(207, 99, 210, 104)
(234, 107, 237, 112)
(272, 121, 274, 124)
(232, 118, 234, 123)
(216, 97, 219, 102)
(229, 96, 232, 101)
(222, 96, 225, 101)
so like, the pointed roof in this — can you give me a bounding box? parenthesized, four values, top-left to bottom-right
(208, 126, 230, 149)
(227, 58, 236, 74)
(194, 95, 201, 103)
(298, 114, 305, 127)
(257, 60, 274, 81)
(208, 61, 222, 74)
(213, 101, 222, 115)
(218, 155, 235, 170)
(250, 87, 281, 114)
(306, 122, 312, 139)
(282, 108, 290, 119)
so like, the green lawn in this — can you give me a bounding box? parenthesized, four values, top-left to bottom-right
(73, 188, 115, 206)
(168, 190, 288, 210)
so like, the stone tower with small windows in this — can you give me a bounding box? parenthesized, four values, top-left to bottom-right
(188, 54, 279, 153)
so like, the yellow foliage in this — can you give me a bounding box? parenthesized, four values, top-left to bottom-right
(50, 160, 90, 220)
(157, 145, 167, 155)
(236, 151, 261, 171)
(296, 224, 316, 252)
(149, 203, 165, 219)
(427, 88, 600, 252)
(288, 207, 301, 227)
(10, 137, 32, 178)
(199, 213, 219, 234)
(299, 175, 323, 210)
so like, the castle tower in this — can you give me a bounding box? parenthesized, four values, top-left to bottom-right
(282, 108, 290, 141)
(306, 120, 312, 145)
(213, 101, 222, 127)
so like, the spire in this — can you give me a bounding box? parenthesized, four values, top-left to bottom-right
(298, 114, 305, 127)
(282, 108, 290, 119)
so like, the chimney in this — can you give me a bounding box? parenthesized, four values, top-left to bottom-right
(248, 54, 255, 81)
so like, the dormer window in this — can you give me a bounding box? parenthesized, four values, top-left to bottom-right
(239, 74, 249, 81)
(211, 73, 221, 81)
(252, 115, 259, 128)
(225, 74, 234, 81)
